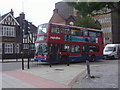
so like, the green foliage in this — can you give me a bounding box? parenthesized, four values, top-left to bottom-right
(67, 2, 120, 30)
(67, 2, 120, 16)
(74, 16, 101, 30)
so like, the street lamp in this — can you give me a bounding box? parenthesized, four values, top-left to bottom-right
(69, 21, 74, 26)
(27, 30, 31, 69)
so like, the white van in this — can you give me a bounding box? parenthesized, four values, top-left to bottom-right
(103, 44, 120, 59)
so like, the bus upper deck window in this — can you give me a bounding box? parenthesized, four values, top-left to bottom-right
(70, 28, 81, 35)
(81, 30, 88, 36)
(97, 32, 102, 37)
(89, 31, 97, 37)
(51, 25, 60, 33)
(61, 27, 70, 34)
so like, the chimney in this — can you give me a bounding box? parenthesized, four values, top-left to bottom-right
(10, 9, 14, 16)
(53, 9, 58, 14)
(19, 12, 25, 29)
(20, 12, 25, 20)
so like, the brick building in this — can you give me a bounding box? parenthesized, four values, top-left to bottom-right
(49, 2, 79, 25)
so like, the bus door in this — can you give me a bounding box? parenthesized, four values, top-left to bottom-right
(49, 43, 60, 62)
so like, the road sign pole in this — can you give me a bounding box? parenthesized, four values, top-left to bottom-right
(86, 59, 91, 78)
(82, 45, 92, 78)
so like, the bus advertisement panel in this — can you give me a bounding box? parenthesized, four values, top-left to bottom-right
(34, 23, 104, 63)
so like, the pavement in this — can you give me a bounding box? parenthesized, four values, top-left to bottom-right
(1, 59, 86, 89)
(0, 59, 119, 89)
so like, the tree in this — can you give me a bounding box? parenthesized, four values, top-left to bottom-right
(67, 2, 120, 16)
(67, 2, 120, 44)
(74, 16, 101, 29)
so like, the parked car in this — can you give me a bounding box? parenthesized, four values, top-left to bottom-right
(103, 44, 120, 59)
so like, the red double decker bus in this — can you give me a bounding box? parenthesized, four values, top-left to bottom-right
(34, 23, 104, 63)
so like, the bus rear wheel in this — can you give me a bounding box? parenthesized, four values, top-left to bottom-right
(91, 55, 96, 62)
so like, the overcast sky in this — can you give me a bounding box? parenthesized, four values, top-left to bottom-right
(1, 0, 119, 26)
(0, 0, 62, 26)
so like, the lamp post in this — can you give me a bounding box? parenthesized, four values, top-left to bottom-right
(23, 33, 30, 69)
(28, 31, 31, 69)
(21, 19, 26, 70)
(21, 30, 24, 70)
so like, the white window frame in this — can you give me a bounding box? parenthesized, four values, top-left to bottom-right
(23, 38, 28, 43)
(2, 26, 15, 37)
(33, 33, 36, 43)
(23, 44, 29, 49)
(4, 43, 13, 54)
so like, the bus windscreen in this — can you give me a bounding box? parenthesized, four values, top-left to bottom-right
(38, 24, 48, 34)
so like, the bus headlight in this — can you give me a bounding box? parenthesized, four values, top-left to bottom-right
(34, 57, 36, 59)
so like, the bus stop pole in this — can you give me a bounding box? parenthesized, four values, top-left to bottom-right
(82, 45, 91, 78)
(86, 57, 95, 78)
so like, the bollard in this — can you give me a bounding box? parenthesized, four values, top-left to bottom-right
(28, 57, 30, 69)
(67, 56, 69, 66)
(21, 51, 24, 70)
(49, 59, 52, 67)
(49, 62, 52, 67)
(22, 58, 24, 70)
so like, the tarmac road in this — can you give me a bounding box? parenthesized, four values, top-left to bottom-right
(72, 59, 119, 88)
(1, 59, 119, 89)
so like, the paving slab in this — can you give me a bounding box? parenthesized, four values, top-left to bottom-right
(21, 64, 86, 86)
(1, 63, 86, 88)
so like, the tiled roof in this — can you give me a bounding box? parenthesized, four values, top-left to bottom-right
(1, 12, 9, 21)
